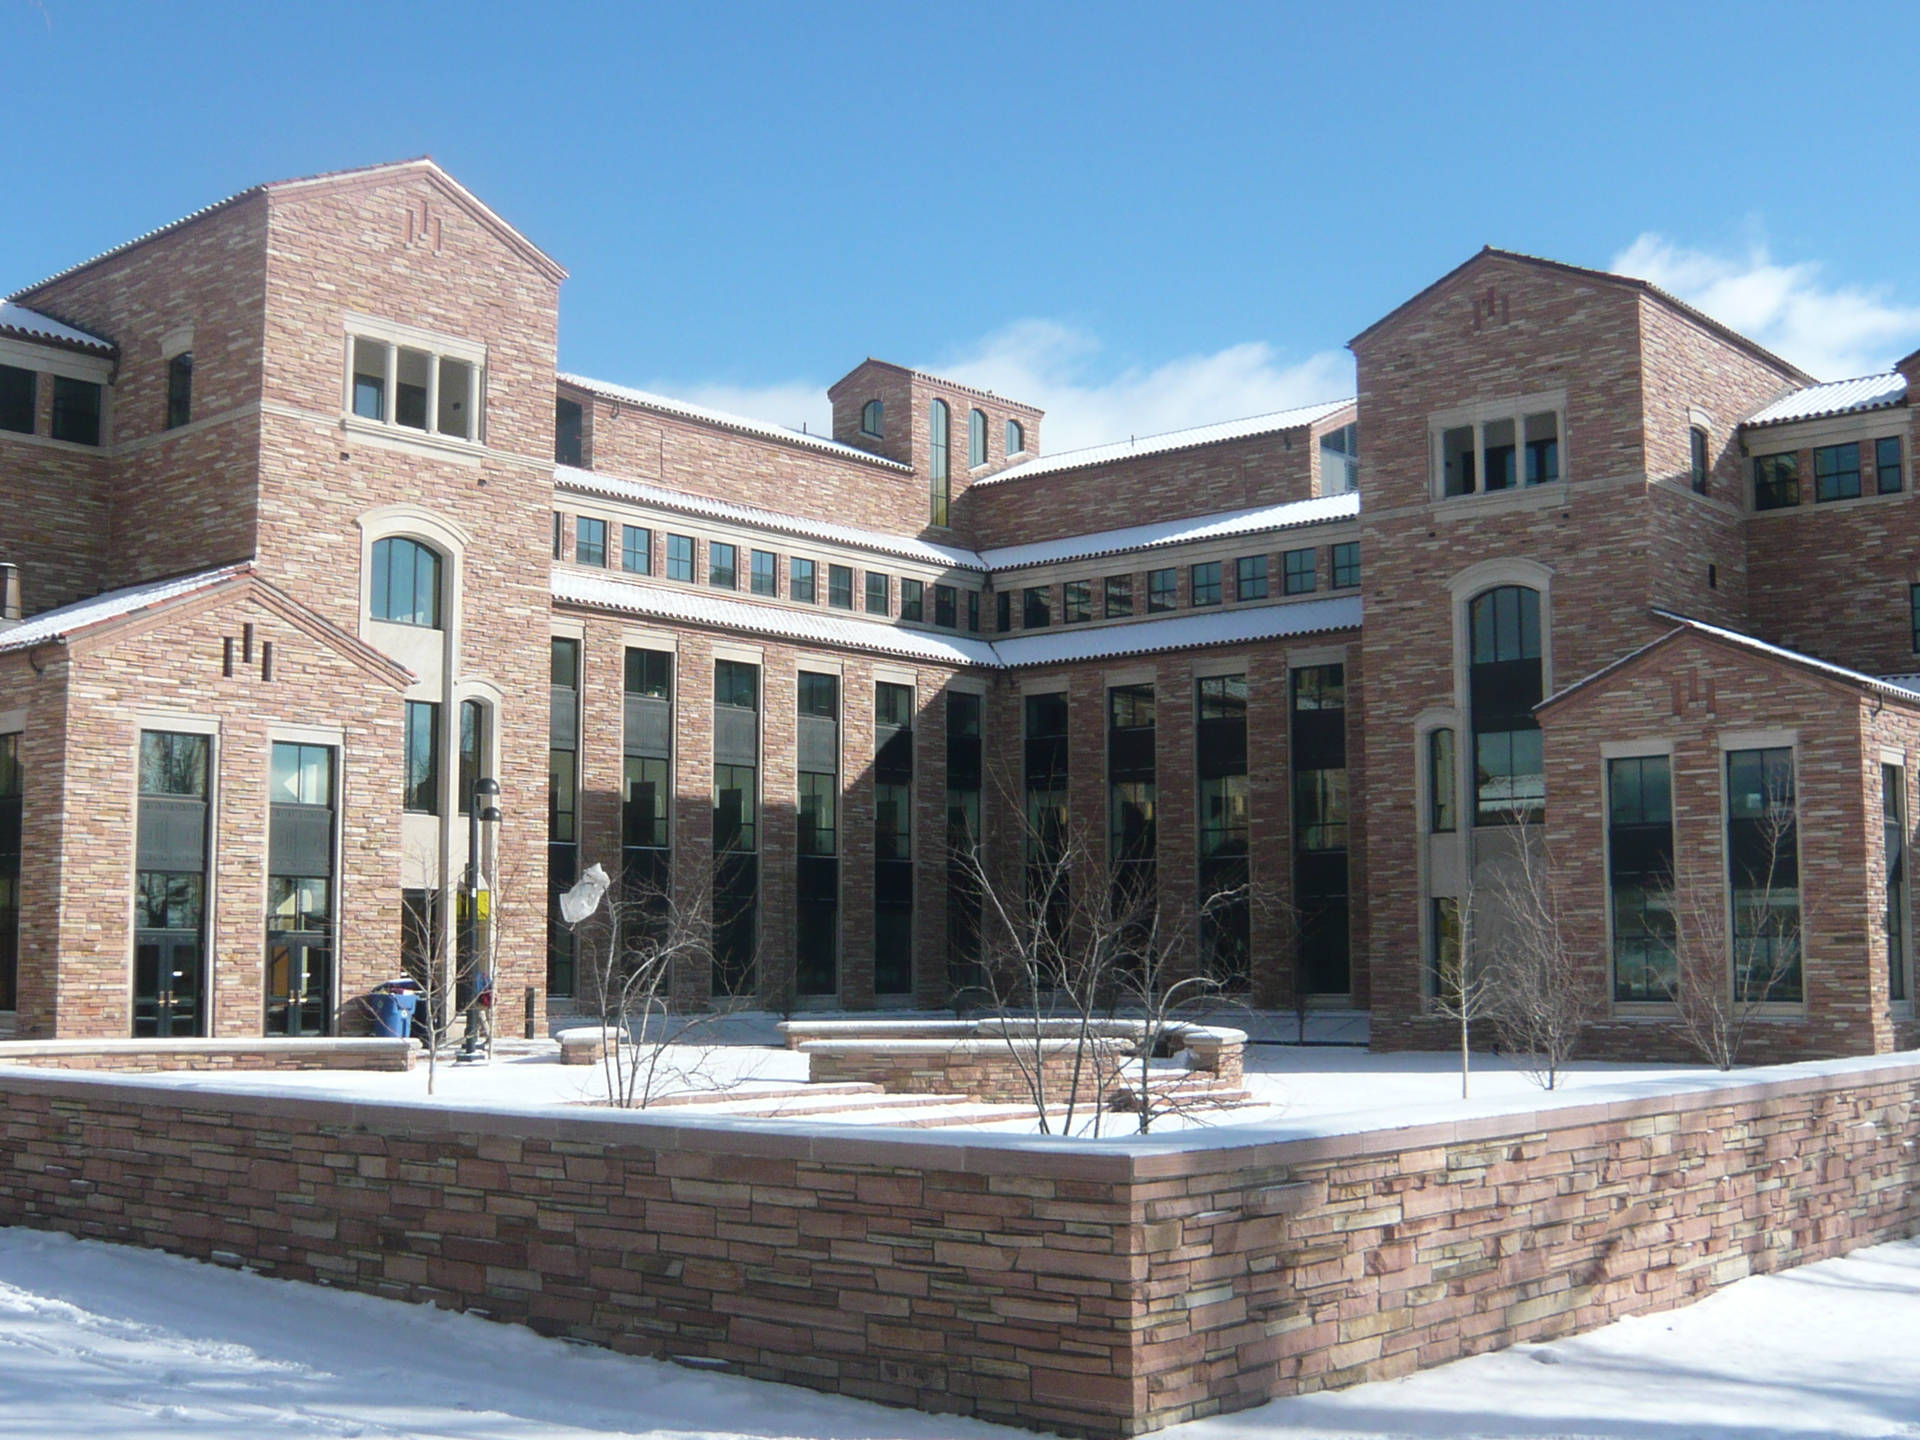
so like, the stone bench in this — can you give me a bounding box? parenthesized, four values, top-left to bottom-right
(0, 1037, 415, 1073)
(556, 1026, 623, 1066)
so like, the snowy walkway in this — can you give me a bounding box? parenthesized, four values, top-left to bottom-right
(2, 1226, 1918, 1438)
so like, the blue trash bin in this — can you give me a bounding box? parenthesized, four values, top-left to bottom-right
(370, 981, 421, 1039)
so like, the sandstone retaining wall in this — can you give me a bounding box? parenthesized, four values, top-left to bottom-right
(1, 1057, 1917, 1436)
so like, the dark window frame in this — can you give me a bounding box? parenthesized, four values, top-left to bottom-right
(1282, 548, 1316, 595)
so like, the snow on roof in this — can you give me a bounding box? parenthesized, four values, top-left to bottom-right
(993, 595, 1362, 669)
(1543, 610, 1920, 710)
(978, 492, 1359, 572)
(0, 302, 112, 353)
(976, 399, 1354, 487)
(553, 571, 1000, 669)
(1744, 372, 1908, 427)
(556, 466, 984, 571)
(559, 373, 912, 472)
(0, 564, 250, 653)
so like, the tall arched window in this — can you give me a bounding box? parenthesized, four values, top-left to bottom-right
(1006, 418, 1024, 455)
(457, 698, 490, 815)
(861, 399, 883, 438)
(930, 400, 950, 526)
(970, 408, 988, 468)
(1468, 586, 1543, 822)
(370, 537, 443, 629)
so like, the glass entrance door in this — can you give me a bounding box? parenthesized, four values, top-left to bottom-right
(133, 934, 204, 1036)
(265, 933, 331, 1036)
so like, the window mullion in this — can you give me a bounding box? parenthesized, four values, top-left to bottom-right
(426, 352, 441, 438)
(383, 342, 396, 431)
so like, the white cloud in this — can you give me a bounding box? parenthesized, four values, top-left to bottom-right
(1611, 234, 1920, 381)
(646, 320, 1355, 455)
(924, 320, 1353, 453)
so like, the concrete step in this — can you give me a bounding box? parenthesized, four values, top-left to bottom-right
(695, 1089, 983, 1119)
(637, 1080, 883, 1109)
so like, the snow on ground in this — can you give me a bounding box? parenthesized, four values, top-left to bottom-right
(4, 1224, 1920, 1438)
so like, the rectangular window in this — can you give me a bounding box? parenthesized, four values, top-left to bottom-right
(621, 525, 650, 575)
(1283, 548, 1316, 595)
(1023, 585, 1051, 628)
(714, 658, 758, 711)
(967, 590, 980, 632)
(829, 564, 854, 609)
(1191, 562, 1222, 607)
(934, 583, 957, 627)
(1911, 584, 1920, 654)
(1481, 417, 1517, 490)
(714, 764, 758, 852)
(1148, 568, 1177, 612)
(166, 353, 192, 430)
(709, 541, 737, 589)
(1753, 452, 1800, 511)
(866, 571, 890, 615)
(623, 755, 669, 850)
(403, 701, 440, 814)
(347, 334, 480, 441)
(575, 516, 606, 567)
(555, 396, 583, 467)
(798, 771, 838, 856)
(1428, 897, 1463, 1001)
(1428, 728, 1456, 833)
(901, 577, 924, 621)
(1690, 426, 1710, 495)
(1726, 747, 1801, 1004)
(1441, 424, 1475, 496)
(0, 364, 34, 434)
(751, 549, 777, 596)
(1609, 755, 1676, 1003)
(1888, 765, 1908, 1004)
(1524, 412, 1558, 485)
(666, 533, 694, 582)
(996, 591, 1011, 632)
(1435, 404, 1563, 498)
(1236, 554, 1269, 601)
(791, 557, 817, 603)
(1064, 580, 1091, 623)
(552, 513, 563, 561)
(1879, 435, 1905, 495)
(1814, 442, 1862, 503)
(51, 376, 101, 446)
(624, 647, 671, 699)
(1331, 541, 1360, 590)
(1105, 574, 1133, 618)
(352, 338, 387, 421)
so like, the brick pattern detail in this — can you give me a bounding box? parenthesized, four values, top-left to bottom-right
(2, 1060, 1918, 1436)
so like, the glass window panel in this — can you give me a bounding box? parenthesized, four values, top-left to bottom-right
(576, 517, 606, 567)
(1814, 442, 1862, 502)
(1878, 435, 1904, 495)
(1283, 549, 1315, 595)
(1482, 417, 1517, 490)
(394, 347, 431, 430)
(139, 732, 208, 797)
(751, 550, 777, 596)
(1106, 575, 1133, 617)
(1441, 424, 1475, 496)
(622, 525, 650, 575)
(1524, 412, 1559, 484)
(667, 534, 694, 582)
(901, 577, 923, 621)
(791, 557, 817, 603)
(50, 376, 101, 445)
(1191, 562, 1222, 607)
(405, 703, 441, 814)
(1237, 555, 1269, 600)
(351, 338, 387, 420)
(709, 542, 737, 589)
(625, 648, 671, 700)
(0, 364, 34, 434)
(436, 357, 472, 438)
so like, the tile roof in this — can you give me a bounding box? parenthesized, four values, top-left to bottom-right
(0, 564, 251, 653)
(0, 302, 113, 353)
(978, 492, 1359, 571)
(991, 595, 1362, 669)
(556, 466, 985, 571)
(1542, 610, 1920, 710)
(552, 571, 1000, 668)
(1743, 373, 1908, 427)
(977, 400, 1353, 486)
(558, 373, 913, 472)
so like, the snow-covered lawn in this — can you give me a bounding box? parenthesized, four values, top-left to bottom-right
(3, 1224, 1919, 1438)
(54, 1008, 1736, 1140)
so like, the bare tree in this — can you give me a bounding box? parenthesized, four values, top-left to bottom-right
(1666, 763, 1807, 1069)
(567, 859, 764, 1108)
(1425, 874, 1492, 1099)
(1477, 819, 1588, 1090)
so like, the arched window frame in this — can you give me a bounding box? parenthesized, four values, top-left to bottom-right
(929, 399, 951, 526)
(1006, 418, 1024, 456)
(861, 399, 883, 438)
(969, 408, 988, 469)
(1465, 584, 1545, 825)
(369, 536, 445, 629)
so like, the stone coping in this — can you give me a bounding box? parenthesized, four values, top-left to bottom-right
(4, 1049, 1920, 1183)
(796, 1036, 1122, 1056)
(778, 1017, 1248, 1047)
(0, 1037, 412, 1059)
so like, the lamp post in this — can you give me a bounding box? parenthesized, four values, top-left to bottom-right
(457, 777, 502, 1061)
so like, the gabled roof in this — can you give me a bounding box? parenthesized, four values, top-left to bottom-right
(0, 563, 412, 688)
(1539, 610, 1920, 713)
(553, 571, 999, 669)
(977, 399, 1354, 487)
(826, 358, 1043, 413)
(978, 492, 1358, 572)
(1349, 247, 1812, 385)
(992, 595, 1361, 669)
(0, 302, 114, 355)
(559, 373, 913, 472)
(556, 465, 984, 571)
(1743, 373, 1908, 428)
(9, 157, 563, 301)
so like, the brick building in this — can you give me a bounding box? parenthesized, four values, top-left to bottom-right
(1, 162, 1915, 1061)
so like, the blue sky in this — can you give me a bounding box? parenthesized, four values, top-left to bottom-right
(6, 0, 1919, 449)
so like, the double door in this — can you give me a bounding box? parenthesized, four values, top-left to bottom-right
(133, 933, 204, 1037)
(266, 932, 331, 1036)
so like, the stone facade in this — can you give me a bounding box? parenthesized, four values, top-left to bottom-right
(3, 168, 1917, 1061)
(2, 1056, 1917, 1435)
